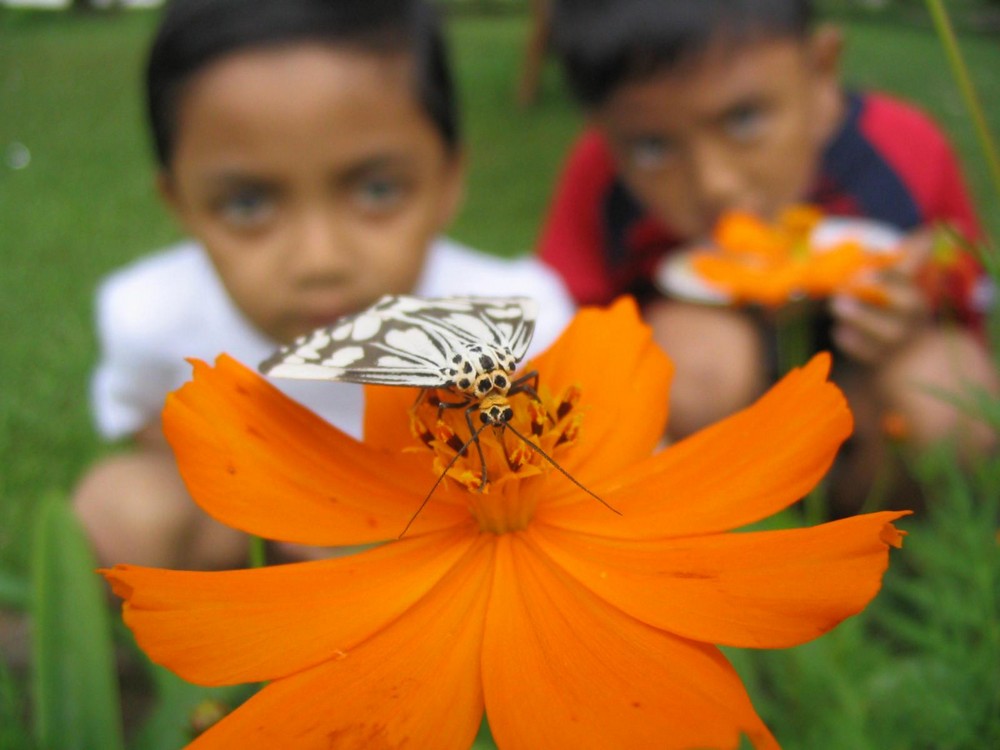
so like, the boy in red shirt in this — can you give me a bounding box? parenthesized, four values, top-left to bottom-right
(539, 0, 997, 511)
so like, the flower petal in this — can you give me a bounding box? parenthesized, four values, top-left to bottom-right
(187, 533, 494, 749)
(529, 511, 909, 649)
(539, 352, 851, 537)
(525, 297, 673, 483)
(363, 383, 424, 453)
(102, 527, 479, 685)
(165, 356, 468, 545)
(482, 533, 778, 750)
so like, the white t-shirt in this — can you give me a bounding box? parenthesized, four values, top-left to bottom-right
(91, 237, 575, 441)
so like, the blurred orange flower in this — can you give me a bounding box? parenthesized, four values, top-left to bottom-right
(103, 298, 907, 749)
(915, 224, 984, 323)
(692, 208, 900, 307)
(880, 410, 910, 443)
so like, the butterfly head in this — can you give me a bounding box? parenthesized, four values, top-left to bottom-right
(478, 393, 514, 427)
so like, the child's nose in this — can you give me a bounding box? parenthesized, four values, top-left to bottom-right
(290, 209, 354, 280)
(688, 142, 743, 220)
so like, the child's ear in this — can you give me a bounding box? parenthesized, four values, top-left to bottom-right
(156, 170, 186, 225)
(808, 23, 845, 142)
(810, 23, 844, 78)
(156, 169, 199, 236)
(436, 149, 467, 229)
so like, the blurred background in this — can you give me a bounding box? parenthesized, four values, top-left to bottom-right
(1, 1, 999, 748)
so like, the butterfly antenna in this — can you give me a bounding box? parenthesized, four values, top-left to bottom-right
(504, 423, 621, 515)
(399, 421, 492, 539)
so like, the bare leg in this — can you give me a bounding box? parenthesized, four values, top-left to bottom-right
(878, 325, 998, 453)
(829, 325, 998, 516)
(645, 299, 768, 441)
(72, 448, 247, 570)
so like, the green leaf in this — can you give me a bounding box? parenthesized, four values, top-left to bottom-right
(472, 715, 498, 749)
(0, 656, 34, 750)
(129, 656, 255, 750)
(30, 493, 124, 750)
(0, 568, 31, 610)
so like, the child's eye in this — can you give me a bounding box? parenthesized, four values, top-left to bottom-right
(354, 176, 406, 212)
(724, 104, 767, 143)
(628, 136, 676, 172)
(218, 187, 274, 227)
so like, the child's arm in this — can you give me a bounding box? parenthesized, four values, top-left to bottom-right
(828, 98, 986, 363)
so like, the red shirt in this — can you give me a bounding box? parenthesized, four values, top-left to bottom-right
(538, 92, 986, 324)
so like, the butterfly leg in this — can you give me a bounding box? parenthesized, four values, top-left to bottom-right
(464, 403, 490, 491)
(509, 370, 555, 425)
(432, 393, 467, 421)
(510, 370, 540, 396)
(423, 396, 489, 489)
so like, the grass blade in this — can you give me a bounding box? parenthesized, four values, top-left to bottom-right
(0, 569, 31, 610)
(30, 492, 125, 750)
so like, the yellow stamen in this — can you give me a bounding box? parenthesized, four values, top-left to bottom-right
(408, 384, 585, 532)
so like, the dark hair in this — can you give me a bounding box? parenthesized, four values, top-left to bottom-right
(147, 0, 458, 167)
(553, 0, 813, 108)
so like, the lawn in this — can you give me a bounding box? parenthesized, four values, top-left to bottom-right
(1, 6, 999, 749)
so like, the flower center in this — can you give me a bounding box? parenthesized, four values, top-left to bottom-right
(408, 383, 584, 533)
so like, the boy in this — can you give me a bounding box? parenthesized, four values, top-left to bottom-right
(73, 0, 573, 569)
(539, 0, 997, 511)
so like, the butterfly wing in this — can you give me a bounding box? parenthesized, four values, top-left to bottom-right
(259, 295, 537, 387)
(392, 296, 537, 360)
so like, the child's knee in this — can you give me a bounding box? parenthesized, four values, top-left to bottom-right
(72, 451, 200, 567)
(879, 327, 999, 453)
(646, 300, 766, 438)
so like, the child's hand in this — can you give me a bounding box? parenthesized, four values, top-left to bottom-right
(828, 229, 933, 364)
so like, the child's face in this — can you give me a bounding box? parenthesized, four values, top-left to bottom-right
(160, 44, 463, 343)
(593, 32, 843, 240)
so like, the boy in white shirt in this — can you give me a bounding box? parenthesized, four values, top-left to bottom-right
(74, 0, 573, 570)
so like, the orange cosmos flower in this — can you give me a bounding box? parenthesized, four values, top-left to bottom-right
(880, 410, 911, 443)
(915, 224, 985, 325)
(102, 298, 907, 750)
(692, 208, 900, 307)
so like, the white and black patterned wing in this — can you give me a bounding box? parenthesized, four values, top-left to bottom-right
(259, 295, 537, 387)
(386, 296, 537, 360)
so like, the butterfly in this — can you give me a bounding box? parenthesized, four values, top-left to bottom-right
(260, 294, 617, 534)
(260, 294, 536, 394)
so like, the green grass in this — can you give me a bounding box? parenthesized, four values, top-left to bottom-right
(1, 7, 999, 749)
(727, 450, 1000, 749)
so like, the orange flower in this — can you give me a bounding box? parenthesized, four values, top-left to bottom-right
(915, 224, 984, 323)
(103, 299, 907, 749)
(691, 208, 899, 307)
(880, 410, 910, 443)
